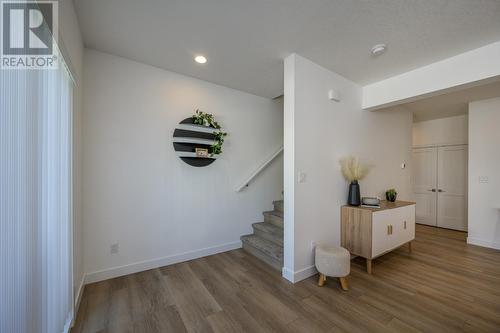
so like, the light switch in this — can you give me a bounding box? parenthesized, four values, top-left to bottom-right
(298, 172, 307, 183)
(110, 243, 119, 254)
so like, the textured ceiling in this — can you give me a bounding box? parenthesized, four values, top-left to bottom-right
(75, 0, 500, 98)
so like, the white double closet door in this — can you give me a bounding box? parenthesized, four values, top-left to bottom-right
(412, 145, 468, 231)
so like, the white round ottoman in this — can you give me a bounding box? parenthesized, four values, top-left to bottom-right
(315, 244, 350, 290)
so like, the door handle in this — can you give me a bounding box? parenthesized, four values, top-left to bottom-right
(387, 225, 393, 235)
(438, 189, 445, 192)
(404, 221, 407, 229)
(428, 189, 436, 192)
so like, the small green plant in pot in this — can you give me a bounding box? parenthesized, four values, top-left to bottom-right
(386, 188, 397, 202)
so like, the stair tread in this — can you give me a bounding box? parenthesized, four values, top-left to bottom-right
(263, 210, 283, 218)
(241, 235, 283, 262)
(252, 222, 283, 246)
(253, 221, 283, 233)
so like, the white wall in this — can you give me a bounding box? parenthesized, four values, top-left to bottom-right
(468, 97, 500, 250)
(412, 115, 468, 146)
(82, 50, 283, 282)
(58, 0, 85, 311)
(284, 54, 412, 282)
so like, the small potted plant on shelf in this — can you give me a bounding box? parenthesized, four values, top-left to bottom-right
(339, 156, 370, 206)
(386, 188, 397, 202)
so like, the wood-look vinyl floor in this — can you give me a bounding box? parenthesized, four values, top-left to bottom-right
(72, 225, 500, 333)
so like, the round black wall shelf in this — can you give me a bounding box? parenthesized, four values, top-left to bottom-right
(173, 118, 217, 167)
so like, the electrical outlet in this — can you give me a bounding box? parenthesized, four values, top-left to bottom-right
(479, 176, 489, 184)
(110, 243, 119, 254)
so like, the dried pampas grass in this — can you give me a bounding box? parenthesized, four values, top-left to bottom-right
(339, 156, 370, 182)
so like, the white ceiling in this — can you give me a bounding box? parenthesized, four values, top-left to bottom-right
(405, 81, 500, 122)
(74, 0, 500, 98)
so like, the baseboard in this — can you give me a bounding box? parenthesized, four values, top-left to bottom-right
(282, 267, 294, 282)
(282, 265, 317, 283)
(62, 275, 86, 332)
(85, 241, 242, 284)
(63, 313, 72, 333)
(74, 275, 85, 318)
(467, 237, 500, 250)
(293, 265, 318, 282)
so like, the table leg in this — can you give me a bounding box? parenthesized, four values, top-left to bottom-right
(339, 277, 349, 291)
(318, 273, 326, 286)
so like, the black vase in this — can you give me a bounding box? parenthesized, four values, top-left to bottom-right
(348, 180, 361, 206)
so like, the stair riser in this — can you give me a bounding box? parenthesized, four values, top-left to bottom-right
(273, 201, 283, 213)
(264, 214, 283, 228)
(253, 228, 283, 247)
(242, 242, 282, 271)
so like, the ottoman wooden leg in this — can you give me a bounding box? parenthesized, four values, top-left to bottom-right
(366, 259, 372, 274)
(339, 277, 349, 291)
(318, 273, 326, 287)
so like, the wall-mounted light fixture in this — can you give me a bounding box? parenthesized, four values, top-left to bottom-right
(328, 89, 341, 102)
(371, 44, 387, 56)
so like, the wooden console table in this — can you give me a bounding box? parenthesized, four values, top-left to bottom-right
(341, 200, 416, 273)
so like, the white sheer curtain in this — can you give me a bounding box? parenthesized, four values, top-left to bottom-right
(0, 48, 74, 332)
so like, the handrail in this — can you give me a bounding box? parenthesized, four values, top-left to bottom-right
(235, 145, 283, 192)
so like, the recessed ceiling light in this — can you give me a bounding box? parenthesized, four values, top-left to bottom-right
(194, 55, 207, 64)
(371, 44, 387, 56)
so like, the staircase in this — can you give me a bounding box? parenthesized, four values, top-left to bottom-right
(240, 200, 283, 270)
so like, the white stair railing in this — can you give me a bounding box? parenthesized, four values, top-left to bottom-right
(235, 145, 283, 192)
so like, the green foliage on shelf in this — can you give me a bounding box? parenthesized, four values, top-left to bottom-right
(192, 109, 227, 156)
(192, 109, 221, 129)
(211, 131, 227, 155)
